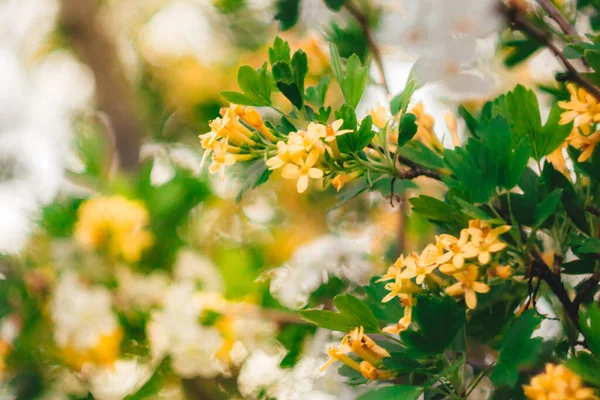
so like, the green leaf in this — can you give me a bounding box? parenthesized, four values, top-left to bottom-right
(337, 115, 374, 153)
(329, 44, 368, 109)
(503, 35, 543, 67)
(458, 105, 479, 135)
(410, 195, 469, 227)
(305, 77, 330, 108)
(397, 141, 444, 170)
(357, 385, 422, 400)
(272, 61, 293, 83)
(301, 294, 380, 333)
(276, 81, 303, 109)
(400, 295, 465, 355)
(274, 0, 300, 30)
(580, 302, 600, 356)
(562, 259, 596, 275)
(576, 238, 600, 254)
(292, 49, 308, 97)
(585, 49, 600, 71)
(269, 37, 291, 65)
(539, 104, 573, 156)
(564, 352, 600, 387)
(397, 113, 418, 146)
(451, 196, 498, 222)
(235, 159, 272, 203)
(505, 85, 542, 147)
(221, 64, 272, 106)
(491, 309, 543, 387)
(534, 188, 562, 226)
(390, 76, 421, 115)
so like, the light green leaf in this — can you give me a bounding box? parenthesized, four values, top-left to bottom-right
(301, 294, 380, 333)
(390, 75, 421, 115)
(564, 352, 600, 387)
(269, 36, 291, 65)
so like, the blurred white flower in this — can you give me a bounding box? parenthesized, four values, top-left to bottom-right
(83, 359, 153, 400)
(116, 267, 170, 310)
(147, 282, 225, 378)
(51, 273, 118, 350)
(174, 249, 223, 292)
(268, 234, 373, 308)
(229, 341, 248, 366)
(272, 357, 337, 400)
(237, 350, 286, 398)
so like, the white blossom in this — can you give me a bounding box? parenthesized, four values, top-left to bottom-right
(237, 350, 286, 398)
(82, 359, 153, 400)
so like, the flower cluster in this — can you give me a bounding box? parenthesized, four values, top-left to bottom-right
(379, 220, 511, 334)
(266, 119, 350, 193)
(523, 364, 599, 400)
(200, 104, 275, 180)
(559, 84, 600, 162)
(320, 327, 393, 381)
(74, 196, 154, 263)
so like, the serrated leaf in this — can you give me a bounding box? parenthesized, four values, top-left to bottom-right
(336, 115, 374, 154)
(301, 294, 380, 333)
(334, 293, 380, 332)
(341, 54, 368, 108)
(269, 37, 291, 65)
(305, 77, 330, 108)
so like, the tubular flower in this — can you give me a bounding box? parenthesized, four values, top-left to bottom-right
(281, 149, 324, 193)
(567, 125, 600, 162)
(467, 221, 511, 265)
(382, 296, 413, 335)
(321, 327, 392, 380)
(437, 230, 479, 273)
(74, 196, 154, 263)
(445, 265, 490, 309)
(559, 84, 600, 126)
(411, 103, 444, 153)
(209, 140, 236, 181)
(221, 104, 276, 142)
(523, 364, 599, 400)
(367, 103, 390, 129)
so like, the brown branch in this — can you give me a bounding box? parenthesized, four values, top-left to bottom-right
(535, 0, 580, 39)
(61, 0, 143, 172)
(585, 205, 600, 218)
(367, 143, 443, 181)
(507, 7, 600, 101)
(573, 269, 600, 308)
(344, 1, 390, 95)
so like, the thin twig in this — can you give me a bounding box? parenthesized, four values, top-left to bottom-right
(507, 7, 600, 101)
(573, 269, 600, 308)
(535, 0, 580, 38)
(344, 1, 390, 95)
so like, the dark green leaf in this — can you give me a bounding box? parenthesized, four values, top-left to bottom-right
(491, 309, 543, 387)
(269, 37, 291, 65)
(301, 294, 380, 333)
(534, 188, 562, 226)
(585, 49, 600, 71)
(397, 113, 418, 146)
(564, 352, 600, 387)
(274, 0, 300, 30)
(324, 0, 345, 10)
(579, 302, 600, 356)
(397, 141, 444, 170)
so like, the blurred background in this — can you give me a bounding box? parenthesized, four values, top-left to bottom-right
(0, 0, 561, 399)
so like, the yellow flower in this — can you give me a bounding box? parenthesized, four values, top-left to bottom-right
(411, 103, 444, 153)
(467, 221, 511, 265)
(378, 256, 405, 283)
(209, 140, 236, 181)
(437, 230, 479, 274)
(62, 329, 123, 370)
(546, 142, 569, 175)
(331, 171, 360, 191)
(445, 265, 490, 309)
(400, 248, 439, 285)
(324, 119, 352, 142)
(382, 297, 413, 335)
(368, 103, 390, 129)
(321, 327, 392, 380)
(382, 273, 422, 303)
(567, 126, 600, 162)
(287, 128, 325, 154)
(281, 149, 324, 193)
(74, 196, 154, 263)
(266, 141, 291, 170)
(559, 84, 600, 126)
(221, 104, 276, 142)
(523, 364, 599, 400)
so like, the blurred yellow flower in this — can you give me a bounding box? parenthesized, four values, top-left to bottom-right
(445, 265, 490, 309)
(567, 125, 600, 162)
(382, 296, 413, 335)
(412, 103, 444, 153)
(62, 329, 123, 370)
(74, 196, 154, 263)
(523, 364, 599, 400)
(324, 119, 352, 143)
(209, 140, 237, 181)
(368, 103, 390, 129)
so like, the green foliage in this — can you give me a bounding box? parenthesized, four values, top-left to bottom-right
(329, 44, 368, 109)
(400, 295, 465, 355)
(390, 76, 421, 115)
(270, 40, 308, 109)
(502, 35, 543, 67)
(491, 310, 543, 387)
(221, 64, 273, 106)
(305, 77, 330, 108)
(579, 303, 600, 356)
(564, 352, 600, 387)
(534, 188, 562, 226)
(505, 85, 572, 160)
(301, 294, 380, 333)
(40, 198, 84, 238)
(326, 22, 369, 62)
(323, 0, 345, 10)
(396, 141, 444, 170)
(397, 113, 418, 146)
